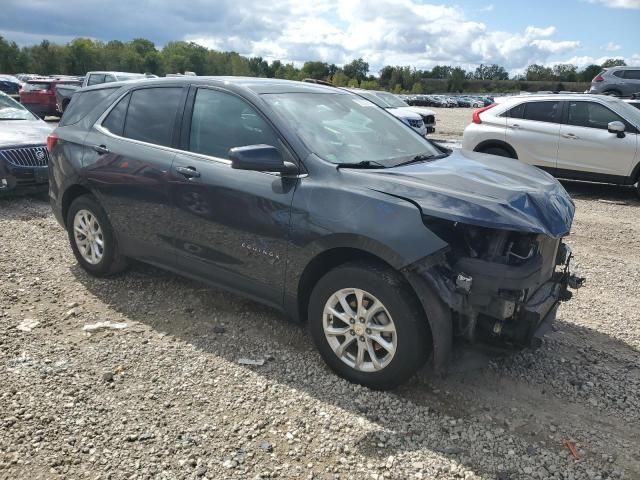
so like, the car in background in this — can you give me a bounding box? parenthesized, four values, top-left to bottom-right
(48, 77, 581, 389)
(0, 75, 23, 99)
(462, 94, 640, 196)
(56, 71, 150, 114)
(20, 78, 83, 118)
(589, 66, 640, 97)
(360, 90, 436, 134)
(0, 92, 52, 194)
(350, 89, 428, 136)
(624, 96, 640, 111)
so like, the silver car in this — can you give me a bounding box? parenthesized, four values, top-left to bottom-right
(349, 89, 427, 136)
(589, 66, 640, 97)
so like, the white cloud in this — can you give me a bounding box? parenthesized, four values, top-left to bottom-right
(590, 0, 640, 8)
(187, 0, 582, 72)
(604, 41, 622, 51)
(1, 0, 635, 74)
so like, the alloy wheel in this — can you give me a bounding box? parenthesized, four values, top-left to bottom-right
(322, 288, 397, 372)
(73, 209, 105, 265)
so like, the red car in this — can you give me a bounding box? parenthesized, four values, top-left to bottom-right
(19, 78, 82, 118)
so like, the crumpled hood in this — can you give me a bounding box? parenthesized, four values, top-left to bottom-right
(0, 120, 52, 147)
(360, 149, 575, 238)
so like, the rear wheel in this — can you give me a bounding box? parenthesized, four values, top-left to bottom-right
(478, 146, 514, 158)
(66, 195, 127, 276)
(308, 261, 430, 390)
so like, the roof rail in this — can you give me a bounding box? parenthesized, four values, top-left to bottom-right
(302, 78, 337, 87)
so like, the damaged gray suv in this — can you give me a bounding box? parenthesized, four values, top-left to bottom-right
(48, 77, 583, 389)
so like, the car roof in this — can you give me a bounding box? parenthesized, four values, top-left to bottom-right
(81, 76, 345, 95)
(87, 71, 146, 76)
(498, 93, 626, 105)
(604, 66, 639, 70)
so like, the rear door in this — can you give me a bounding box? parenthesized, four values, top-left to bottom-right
(82, 85, 187, 266)
(169, 86, 298, 306)
(556, 100, 638, 180)
(621, 69, 640, 97)
(506, 100, 562, 172)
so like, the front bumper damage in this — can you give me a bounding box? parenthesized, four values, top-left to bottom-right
(405, 235, 584, 370)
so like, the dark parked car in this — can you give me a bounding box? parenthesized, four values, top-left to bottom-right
(0, 75, 22, 98)
(48, 78, 582, 389)
(0, 92, 52, 194)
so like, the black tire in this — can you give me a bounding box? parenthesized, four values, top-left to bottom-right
(66, 194, 127, 277)
(604, 90, 622, 97)
(636, 181, 640, 199)
(308, 261, 431, 390)
(479, 146, 514, 158)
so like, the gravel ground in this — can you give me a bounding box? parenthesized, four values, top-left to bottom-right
(1, 111, 640, 480)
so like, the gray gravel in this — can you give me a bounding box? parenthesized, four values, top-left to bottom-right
(1, 173, 640, 478)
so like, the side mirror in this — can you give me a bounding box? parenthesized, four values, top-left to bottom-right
(229, 145, 298, 175)
(608, 121, 626, 138)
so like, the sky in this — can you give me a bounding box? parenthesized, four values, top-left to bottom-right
(1, 0, 639, 74)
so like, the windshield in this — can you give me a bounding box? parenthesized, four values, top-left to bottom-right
(0, 94, 36, 120)
(262, 92, 441, 166)
(375, 92, 409, 108)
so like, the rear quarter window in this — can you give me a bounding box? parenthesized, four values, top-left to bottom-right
(59, 87, 119, 127)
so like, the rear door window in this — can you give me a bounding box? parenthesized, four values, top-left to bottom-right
(59, 87, 119, 126)
(567, 101, 624, 130)
(87, 74, 106, 86)
(188, 88, 279, 159)
(507, 103, 525, 118)
(523, 101, 561, 123)
(624, 70, 640, 80)
(102, 93, 130, 136)
(122, 87, 183, 147)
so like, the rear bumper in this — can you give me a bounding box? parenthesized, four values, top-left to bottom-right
(0, 160, 49, 193)
(21, 102, 57, 117)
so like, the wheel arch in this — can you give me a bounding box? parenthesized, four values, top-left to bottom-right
(295, 247, 453, 373)
(474, 139, 518, 159)
(61, 184, 93, 227)
(296, 247, 394, 325)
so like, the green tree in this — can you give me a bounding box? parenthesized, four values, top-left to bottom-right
(300, 61, 329, 80)
(473, 64, 508, 80)
(525, 64, 554, 81)
(343, 58, 369, 83)
(448, 67, 467, 92)
(601, 58, 626, 68)
(552, 64, 578, 82)
(579, 64, 602, 82)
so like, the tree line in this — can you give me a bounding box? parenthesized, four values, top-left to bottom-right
(0, 35, 629, 93)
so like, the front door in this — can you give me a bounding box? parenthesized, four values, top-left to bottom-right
(556, 100, 638, 180)
(170, 87, 298, 307)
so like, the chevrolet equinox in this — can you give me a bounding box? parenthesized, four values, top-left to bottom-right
(48, 77, 582, 389)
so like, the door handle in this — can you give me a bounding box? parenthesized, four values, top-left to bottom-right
(92, 144, 109, 155)
(176, 166, 201, 179)
(562, 133, 579, 139)
(510, 123, 520, 129)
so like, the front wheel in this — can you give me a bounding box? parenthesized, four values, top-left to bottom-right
(308, 261, 430, 390)
(66, 195, 128, 276)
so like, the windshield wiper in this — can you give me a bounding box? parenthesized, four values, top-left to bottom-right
(394, 152, 449, 167)
(0, 118, 27, 121)
(336, 160, 386, 169)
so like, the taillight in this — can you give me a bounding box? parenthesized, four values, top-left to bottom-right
(593, 74, 604, 82)
(47, 133, 58, 152)
(472, 103, 497, 124)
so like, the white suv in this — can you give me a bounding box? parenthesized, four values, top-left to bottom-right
(462, 94, 640, 195)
